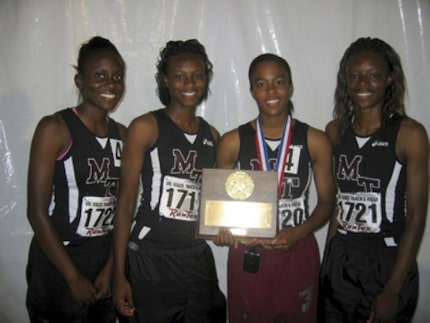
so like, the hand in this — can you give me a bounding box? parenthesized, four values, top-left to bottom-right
(67, 274, 98, 305)
(269, 227, 302, 250)
(367, 290, 399, 323)
(113, 276, 135, 317)
(93, 265, 112, 300)
(244, 238, 271, 248)
(213, 227, 238, 247)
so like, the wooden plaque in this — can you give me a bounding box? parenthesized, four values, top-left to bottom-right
(196, 168, 278, 239)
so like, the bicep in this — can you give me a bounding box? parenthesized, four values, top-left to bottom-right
(27, 118, 69, 218)
(118, 117, 156, 202)
(309, 129, 336, 202)
(216, 131, 239, 170)
(401, 123, 429, 219)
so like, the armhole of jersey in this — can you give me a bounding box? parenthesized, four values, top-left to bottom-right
(57, 140, 73, 161)
(56, 109, 73, 161)
(150, 111, 161, 151)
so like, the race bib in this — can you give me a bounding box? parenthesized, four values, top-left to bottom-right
(278, 197, 306, 229)
(76, 196, 115, 237)
(159, 176, 200, 221)
(337, 192, 382, 233)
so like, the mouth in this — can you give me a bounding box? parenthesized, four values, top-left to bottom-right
(100, 92, 116, 101)
(182, 91, 197, 97)
(266, 98, 280, 105)
(356, 91, 372, 98)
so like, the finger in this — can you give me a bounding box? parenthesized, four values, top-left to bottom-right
(367, 310, 375, 323)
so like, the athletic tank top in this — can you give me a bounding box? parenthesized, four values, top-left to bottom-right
(238, 119, 312, 229)
(334, 116, 406, 247)
(130, 109, 217, 243)
(50, 108, 123, 243)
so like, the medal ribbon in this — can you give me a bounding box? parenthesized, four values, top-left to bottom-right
(256, 114, 293, 196)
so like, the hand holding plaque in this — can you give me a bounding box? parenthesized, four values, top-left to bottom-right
(197, 168, 278, 238)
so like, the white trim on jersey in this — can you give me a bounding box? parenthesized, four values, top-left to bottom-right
(150, 147, 162, 210)
(385, 161, 403, 223)
(64, 157, 79, 222)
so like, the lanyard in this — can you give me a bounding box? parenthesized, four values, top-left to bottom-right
(255, 114, 293, 196)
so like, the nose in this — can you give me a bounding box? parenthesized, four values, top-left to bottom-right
(184, 76, 195, 86)
(266, 82, 275, 93)
(357, 74, 371, 84)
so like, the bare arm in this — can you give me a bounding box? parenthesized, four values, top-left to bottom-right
(27, 114, 97, 303)
(210, 124, 221, 146)
(213, 129, 240, 246)
(369, 119, 429, 322)
(215, 129, 240, 169)
(271, 127, 336, 248)
(94, 122, 128, 300)
(112, 113, 158, 316)
(324, 120, 340, 243)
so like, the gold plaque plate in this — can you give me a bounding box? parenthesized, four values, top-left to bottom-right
(196, 169, 278, 239)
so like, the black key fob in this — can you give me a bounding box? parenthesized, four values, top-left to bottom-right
(243, 246, 260, 273)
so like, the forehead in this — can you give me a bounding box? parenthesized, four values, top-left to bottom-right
(167, 53, 205, 71)
(82, 50, 124, 68)
(251, 60, 289, 79)
(347, 50, 388, 70)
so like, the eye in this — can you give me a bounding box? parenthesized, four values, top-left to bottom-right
(175, 74, 186, 80)
(275, 79, 286, 86)
(95, 72, 106, 80)
(347, 73, 358, 80)
(113, 74, 123, 82)
(368, 72, 380, 79)
(194, 73, 205, 80)
(254, 81, 265, 89)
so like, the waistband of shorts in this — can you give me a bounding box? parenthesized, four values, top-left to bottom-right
(128, 238, 206, 251)
(238, 233, 317, 254)
(333, 233, 399, 253)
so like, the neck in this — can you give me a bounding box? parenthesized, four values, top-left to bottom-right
(257, 112, 290, 139)
(353, 109, 382, 136)
(75, 105, 109, 136)
(165, 106, 199, 132)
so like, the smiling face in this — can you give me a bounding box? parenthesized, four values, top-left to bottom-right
(250, 60, 293, 118)
(75, 49, 125, 113)
(163, 53, 207, 109)
(346, 50, 393, 113)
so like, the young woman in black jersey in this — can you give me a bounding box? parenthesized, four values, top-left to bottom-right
(319, 37, 429, 323)
(214, 53, 335, 322)
(112, 39, 226, 322)
(26, 36, 126, 322)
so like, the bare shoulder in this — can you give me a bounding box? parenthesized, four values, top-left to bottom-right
(128, 112, 158, 133)
(307, 124, 331, 145)
(29, 112, 72, 160)
(216, 127, 240, 168)
(324, 119, 337, 145)
(34, 112, 70, 144)
(397, 117, 429, 161)
(219, 127, 240, 146)
(126, 112, 159, 148)
(399, 118, 428, 136)
(306, 124, 333, 161)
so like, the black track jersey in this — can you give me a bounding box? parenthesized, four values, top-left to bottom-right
(50, 108, 123, 242)
(238, 119, 312, 228)
(130, 109, 217, 243)
(334, 117, 406, 246)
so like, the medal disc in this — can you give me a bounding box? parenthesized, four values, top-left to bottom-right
(225, 171, 255, 200)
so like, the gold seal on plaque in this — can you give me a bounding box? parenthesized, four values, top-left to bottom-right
(225, 171, 255, 200)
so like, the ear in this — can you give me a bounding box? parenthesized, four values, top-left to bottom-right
(250, 86, 257, 101)
(74, 74, 83, 91)
(289, 84, 294, 98)
(386, 73, 394, 87)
